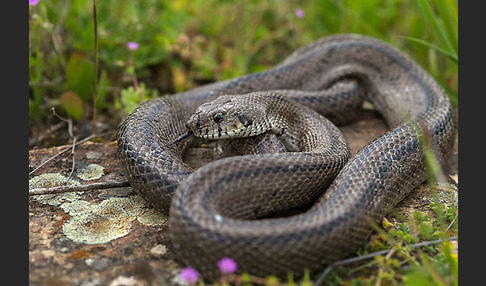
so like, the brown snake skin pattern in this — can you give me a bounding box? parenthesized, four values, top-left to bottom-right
(117, 34, 456, 280)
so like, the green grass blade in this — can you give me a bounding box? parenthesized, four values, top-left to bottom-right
(417, 0, 456, 59)
(444, 0, 459, 29)
(436, 0, 458, 53)
(400, 36, 458, 64)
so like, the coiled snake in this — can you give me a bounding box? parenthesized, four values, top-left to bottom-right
(117, 34, 456, 279)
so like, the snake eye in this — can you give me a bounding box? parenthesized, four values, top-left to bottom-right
(213, 112, 224, 124)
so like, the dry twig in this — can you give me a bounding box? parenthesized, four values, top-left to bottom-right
(29, 180, 130, 196)
(50, 107, 78, 183)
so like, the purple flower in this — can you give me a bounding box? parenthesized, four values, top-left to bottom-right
(127, 41, 139, 51)
(29, 0, 40, 5)
(295, 8, 304, 19)
(218, 257, 237, 274)
(180, 267, 198, 283)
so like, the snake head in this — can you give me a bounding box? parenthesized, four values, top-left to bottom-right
(186, 94, 270, 139)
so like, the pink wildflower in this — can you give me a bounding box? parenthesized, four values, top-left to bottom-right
(180, 267, 199, 283)
(127, 41, 139, 51)
(295, 8, 304, 19)
(29, 0, 40, 6)
(218, 257, 237, 274)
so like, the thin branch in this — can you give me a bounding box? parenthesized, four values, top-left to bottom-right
(445, 213, 458, 233)
(49, 107, 78, 184)
(313, 236, 458, 286)
(131, 72, 144, 103)
(50, 107, 74, 138)
(29, 180, 130, 196)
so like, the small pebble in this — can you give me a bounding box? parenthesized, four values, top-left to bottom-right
(109, 276, 140, 286)
(86, 151, 103, 160)
(150, 244, 167, 255)
(85, 258, 94, 266)
(90, 257, 111, 271)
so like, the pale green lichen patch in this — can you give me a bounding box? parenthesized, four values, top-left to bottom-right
(77, 163, 105, 181)
(30, 173, 82, 206)
(60, 200, 91, 214)
(63, 213, 133, 244)
(62, 195, 148, 244)
(29, 173, 80, 189)
(97, 196, 146, 219)
(31, 172, 165, 244)
(436, 182, 458, 208)
(137, 208, 168, 226)
(101, 188, 168, 227)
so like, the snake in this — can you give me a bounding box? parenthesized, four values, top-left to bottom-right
(117, 34, 456, 280)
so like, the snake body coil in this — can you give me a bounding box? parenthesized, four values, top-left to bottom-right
(117, 34, 456, 279)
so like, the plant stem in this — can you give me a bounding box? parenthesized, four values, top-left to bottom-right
(129, 53, 143, 103)
(131, 71, 143, 103)
(92, 0, 99, 135)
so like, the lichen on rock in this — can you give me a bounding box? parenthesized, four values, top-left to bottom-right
(77, 163, 106, 180)
(29, 173, 82, 206)
(62, 195, 147, 244)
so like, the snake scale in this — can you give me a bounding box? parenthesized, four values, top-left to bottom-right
(117, 34, 456, 280)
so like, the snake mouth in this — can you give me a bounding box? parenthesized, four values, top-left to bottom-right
(196, 126, 252, 140)
(192, 118, 270, 140)
(187, 114, 255, 140)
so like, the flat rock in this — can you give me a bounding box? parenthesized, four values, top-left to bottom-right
(28, 109, 458, 285)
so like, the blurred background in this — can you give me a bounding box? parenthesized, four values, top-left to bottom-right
(28, 0, 458, 148)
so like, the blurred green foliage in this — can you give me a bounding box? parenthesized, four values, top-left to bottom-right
(29, 0, 457, 125)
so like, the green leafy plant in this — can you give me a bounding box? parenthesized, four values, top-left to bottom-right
(119, 83, 159, 115)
